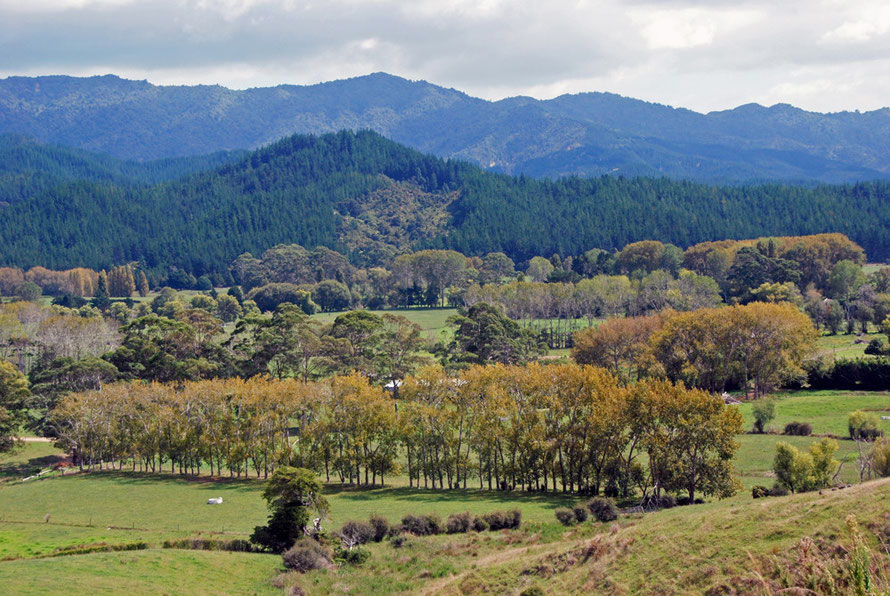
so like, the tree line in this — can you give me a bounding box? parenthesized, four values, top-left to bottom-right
(50, 363, 742, 503)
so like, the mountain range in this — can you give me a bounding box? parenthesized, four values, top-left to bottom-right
(2, 73, 889, 184)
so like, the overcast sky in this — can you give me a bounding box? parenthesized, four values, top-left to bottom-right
(1, 0, 889, 113)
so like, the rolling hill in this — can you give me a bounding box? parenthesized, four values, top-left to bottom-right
(3, 131, 890, 277)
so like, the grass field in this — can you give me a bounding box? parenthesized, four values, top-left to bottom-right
(0, 550, 281, 595)
(733, 433, 861, 489)
(311, 308, 457, 344)
(735, 390, 890, 437)
(3, 388, 890, 593)
(815, 331, 877, 360)
(0, 441, 66, 481)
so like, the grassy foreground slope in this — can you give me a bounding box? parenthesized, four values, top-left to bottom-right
(3, 477, 889, 594)
(322, 478, 890, 596)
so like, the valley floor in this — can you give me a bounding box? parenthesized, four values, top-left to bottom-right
(3, 388, 890, 594)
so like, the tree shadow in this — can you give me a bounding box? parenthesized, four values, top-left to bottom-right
(322, 483, 577, 510)
(50, 470, 265, 494)
(0, 454, 66, 479)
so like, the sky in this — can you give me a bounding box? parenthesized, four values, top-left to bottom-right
(1, 0, 889, 114)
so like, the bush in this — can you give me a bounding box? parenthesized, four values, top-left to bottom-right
(784, 421, 813, 436)
(850, 410, 883, 441)
(389, 535, 406, 548)
(482, 509, 521, 530)
(282, 540, 331, 573)
(334, 545, 370, 565)
(471, 516, 489, 532)
(446, 512, 472, 534)
(872, 437, 890, 477)
(400, 514, 442, 536)
(769, 484, 790, 497)
(751, 485, 770, 499)
(161, 538, 254, 552)
(555, 507, 576, 526)
(573, 506, 589, 523)
(368, 514, 389, 542)
(338, 521, 375, 547)
(586, 497, 619, 522)
(483, 510, 508, 530)
(866, 338, 887, 356)
(752, 398, 776, 433)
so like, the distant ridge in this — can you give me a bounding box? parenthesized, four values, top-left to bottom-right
(1, 73, 889, 183)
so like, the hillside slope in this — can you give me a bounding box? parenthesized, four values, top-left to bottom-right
(424, 479, 890, 595)
(4, 130, 890, 275)
(0, 133, 244, 204)
(2, 73, 890, 183)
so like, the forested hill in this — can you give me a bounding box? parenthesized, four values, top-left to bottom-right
(3, 130, 890, 276)
(0, 134, 245, 204)
(2, 73, 890, 184)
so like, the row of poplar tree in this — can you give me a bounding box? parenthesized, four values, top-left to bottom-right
(51, 363, 742, 502)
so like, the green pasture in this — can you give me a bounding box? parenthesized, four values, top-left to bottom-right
(2, 387, 889, 593)
(815, 331, 876, 360)
(0, 441, 66, 480)
(733, 433, 861, 490)
(311, 307, 457, 344)
(0, 549, 281, 595)
(735, 390, 890, 437)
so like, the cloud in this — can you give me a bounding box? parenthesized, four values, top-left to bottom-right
(0, 0, 889, 112)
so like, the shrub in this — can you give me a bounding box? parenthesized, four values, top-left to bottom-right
(872, 437, 890, 477)
(483, 510, 508, 530)
(334, 545, 370, 565)
(446, 512, 472, 534)
(849, 410, 883, 441)
(400, 514, 442, 536)
(784, 421, 813, 436)
(773, 438, 838, 493)
(752, 398, 777, 433)
(586, 497, 619, 522)
(769, 484, 790, 497)
(338, 521, 375, 548)
(471, 516, 489, 532)
(282, 539, 331, 573)
(481, 510, 520, 530)
(866, 338, 888, 356)
(368, 515, 389, 542)
(751, 485, 770, 499)
(161, 538, 254, 552)
(676, 496, 705, 506)
(390, 535, 406, 548)
(424, 514, 443, 535)
(573, 507, 589, 523)
(555, 508, 576, 526)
